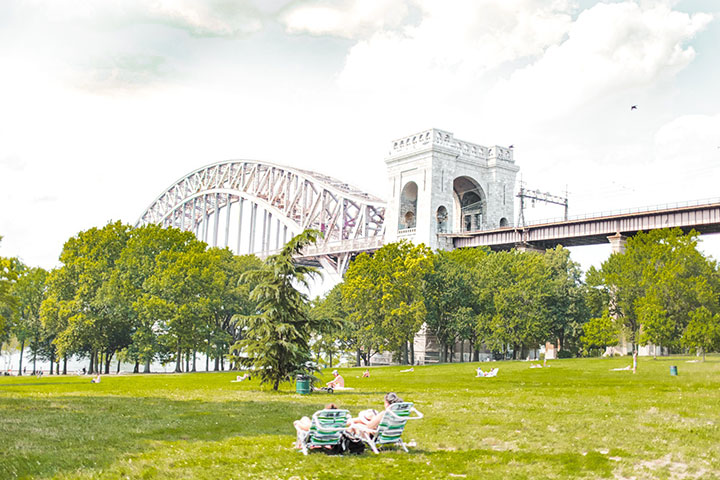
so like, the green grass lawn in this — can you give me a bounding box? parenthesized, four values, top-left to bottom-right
(1, 356, 719, 479)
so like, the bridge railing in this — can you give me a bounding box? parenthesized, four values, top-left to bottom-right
(454, 196, 720, 234)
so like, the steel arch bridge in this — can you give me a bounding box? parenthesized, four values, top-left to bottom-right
(137, 160, 386, 274)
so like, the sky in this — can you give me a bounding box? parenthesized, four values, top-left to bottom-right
(1, 0, 719, 282)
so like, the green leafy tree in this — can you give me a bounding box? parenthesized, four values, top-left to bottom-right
(141, 248, 227, 373)
(104, 224, 204, 372)
(11, 266, 48, 374)
(231, 229, 325, 390)
(597, 228, 719, 354)
(207, 250, 263, 371)
(424, 248, 486, 362)
(47, 221, 131, 373)
(543, 246, 589, 356)
(475, 250, 554, 359)
(0, 240, 20, 349)
(340, 255, 387, 365)
(309, 288, 345, 368)
(683, 306, 720, 361)
(343, 241, 433, 365)
(580, 313, 620, 356)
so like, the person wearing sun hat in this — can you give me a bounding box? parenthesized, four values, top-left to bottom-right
(326, 369, 345, 389)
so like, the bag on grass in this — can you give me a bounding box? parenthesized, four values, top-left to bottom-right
(341, 432, 365, 454)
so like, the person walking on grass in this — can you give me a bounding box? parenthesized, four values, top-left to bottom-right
(633, 350, 638, 374)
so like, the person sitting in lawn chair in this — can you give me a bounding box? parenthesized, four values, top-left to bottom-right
(349, 392, 423, 453)
(294, 403, 351, 455)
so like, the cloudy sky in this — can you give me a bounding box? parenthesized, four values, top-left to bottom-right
(1, 0, 719, 276)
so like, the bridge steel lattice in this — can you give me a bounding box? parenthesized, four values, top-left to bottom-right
(137, 160, 386, 274)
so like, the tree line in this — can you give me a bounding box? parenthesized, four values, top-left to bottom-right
(2, 226, 720, 388)
(1, 224, 265, 375)
(312, 228, 720, 365)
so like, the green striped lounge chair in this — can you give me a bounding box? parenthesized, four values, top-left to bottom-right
(299, 408, 350, 455)
(363, 402, 424, 454)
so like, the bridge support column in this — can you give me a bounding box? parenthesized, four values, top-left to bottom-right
(515, 243, 545, 253)
(249, 203, 257, 253)
(224, 194, 231, 248)
(275, 218, 280, 250)
(608, 233, 627, 254)
(213, 193, 220, 247)
(237, 198, 244, 254)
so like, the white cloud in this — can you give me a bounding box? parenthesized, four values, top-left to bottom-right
(23, 0, 263, 37)
(325, 0, 578, 91)
(487, 2, 713, 121)
(280, 0, 410, 38)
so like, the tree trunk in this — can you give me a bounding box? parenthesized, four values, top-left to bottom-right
(105, 352, 112, 374)
(117, 358, 121, 374)
(328, 351, 333, 369)
(460, 340, 465, 362)
(206, 346, 210, 372)
(356, 349, 361, 367)
(18, 340, 25, 375)
(175, 344, 182, 373)
(410, 340, 415, 365)
(144, 358, 151, 373)
(49, 351, 55, 375)
(89, 352, 95, 375)
(402, 342, 408, 365)
(273, 378, 280, 391)
(192, 350, 196, 372)
(63, 356, 67, 375)
(221, 353, 225, 371)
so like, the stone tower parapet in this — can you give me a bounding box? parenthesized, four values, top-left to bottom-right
(384, 128, 519, 251)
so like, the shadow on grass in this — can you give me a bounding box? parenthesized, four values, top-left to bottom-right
(0, 382, 86, 388)
(0, 394, 308, 479)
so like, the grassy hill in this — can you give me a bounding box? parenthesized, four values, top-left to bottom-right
(1, 356, 719, 479)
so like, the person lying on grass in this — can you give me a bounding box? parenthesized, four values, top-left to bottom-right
(348, 392, 402, 436)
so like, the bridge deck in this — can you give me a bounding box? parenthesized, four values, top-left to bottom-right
(446, 201, 720, 250)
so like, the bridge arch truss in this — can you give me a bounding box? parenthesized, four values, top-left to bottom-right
(137, 160, 386, 273)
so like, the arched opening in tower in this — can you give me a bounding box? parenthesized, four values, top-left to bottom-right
(453, 176, 486, 232)
(399, 181, 418, 230)
(436, 205, 448, 233)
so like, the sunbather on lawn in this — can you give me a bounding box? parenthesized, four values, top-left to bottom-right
(293, 403, 341, 446)
(348, 392, 402, 435)
(326, 370, 345, 388)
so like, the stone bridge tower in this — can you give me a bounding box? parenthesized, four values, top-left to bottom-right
(384, 128, 519, 251)
(382, 129, 520, 364)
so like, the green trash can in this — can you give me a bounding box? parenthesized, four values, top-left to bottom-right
(296, 375, 311, 395)
(670, 365, 678, 376)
